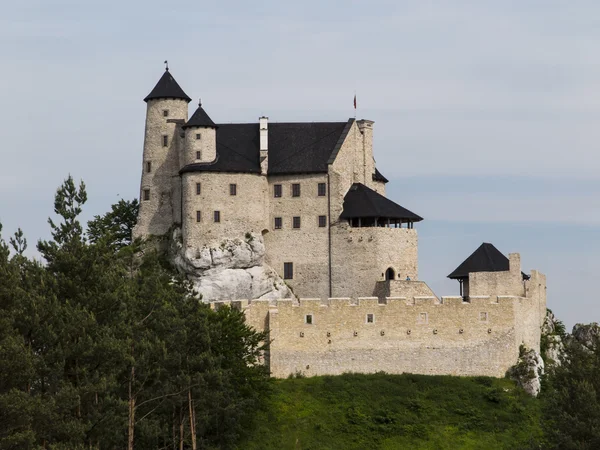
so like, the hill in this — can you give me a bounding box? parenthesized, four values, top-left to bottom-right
(238, 373, 542, 450)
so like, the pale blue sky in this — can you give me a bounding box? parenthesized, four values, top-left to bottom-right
(1, 1, 599, 328)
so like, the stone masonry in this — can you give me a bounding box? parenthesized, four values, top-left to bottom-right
(134, 68, 547, 380)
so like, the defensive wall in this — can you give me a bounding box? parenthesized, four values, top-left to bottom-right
(213, 272, 546, 379)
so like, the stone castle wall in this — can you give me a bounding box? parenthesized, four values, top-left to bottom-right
(264, 174, 330, 298)
(331, 226, 419, 298)
(134, 98, 189, 239)
(181, 172, 268, 249)
(214, 289, 546, 379)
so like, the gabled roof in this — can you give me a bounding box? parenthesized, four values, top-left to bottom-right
(144, 70, 191, 103)
(183, 103, 217, 129)
(181, 120, 376, 176)
(339, 183, 423, 222)
(447, 243, 529, 280)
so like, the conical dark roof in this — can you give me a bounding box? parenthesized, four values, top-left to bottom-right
(183, 103, 217, 129)
(144, 69, 191, 103)
(340, 183, 423, 221)
(447, 243, 531, 280)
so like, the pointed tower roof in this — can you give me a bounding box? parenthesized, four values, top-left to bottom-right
(144, 69, 191, 103)
(183, 100, 217, 129)
(447, 243, 529, 280)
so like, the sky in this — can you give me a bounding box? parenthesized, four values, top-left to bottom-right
(1, 0, 599, 329)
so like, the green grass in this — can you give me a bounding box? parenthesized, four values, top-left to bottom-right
(238, 373, 542, 450)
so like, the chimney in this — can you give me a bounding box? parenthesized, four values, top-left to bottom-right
(508, 253, 521, 274)
(259, 116, 268, 175)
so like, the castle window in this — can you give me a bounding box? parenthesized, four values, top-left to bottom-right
(196, 151, 201, 160)
(196, 133, 201, 140)
(292, 184, 301, 197)
(274, 184, 282, 198)
(274, 217, 282, 229)
(366, 313, 374, 323)
(146, 161, 152, 173)
(284, 262, 293, 279)
(143, 189, 150, 201)
(230, 184, 237, 196)
(318, 182, 326, 196)
(293, 216, 301, 229)
(196, 211, 201, 222)
(214, 211, 221, 223)
(318, 215, 327, 227)
(196, 183, 201, 195)
(163, 110, 169, 117)
(480, 312, 488, 322)
(305, 314, 313, 325)
(418, 312, 428, 324)
(162, 135, 168, 147)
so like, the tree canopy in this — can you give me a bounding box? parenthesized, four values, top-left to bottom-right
(0, 176, 268, 450)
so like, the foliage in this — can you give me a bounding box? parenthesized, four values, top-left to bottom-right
(0, 177, 268, 449)
(238, 373, 543, 450)
(540, 330, 600, 449)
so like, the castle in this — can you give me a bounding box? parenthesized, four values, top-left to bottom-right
(134, 68, 547, 378)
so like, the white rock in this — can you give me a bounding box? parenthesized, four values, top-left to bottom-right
(508, 347, 544, 397)
(168, 229, 294, 302)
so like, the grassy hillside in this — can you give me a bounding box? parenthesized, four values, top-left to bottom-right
(238, 373, 542, 450)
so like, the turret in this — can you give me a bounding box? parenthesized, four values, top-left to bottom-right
(182, 99, 217, 166)
(134, 66, 191, 239)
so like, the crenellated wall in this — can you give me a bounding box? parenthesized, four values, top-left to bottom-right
(212, 276, 546, 379)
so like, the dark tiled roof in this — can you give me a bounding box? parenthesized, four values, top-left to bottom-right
(180, 120, 367, 176)
(183, 104, 217, 129)
(373, 168, 388, 183)
(144, 70, 191, 103)
(447, 243, 529, 280)
(339, 183, 423, 222)
(180, 123, 260, 174)
(268, 122, 349, 174)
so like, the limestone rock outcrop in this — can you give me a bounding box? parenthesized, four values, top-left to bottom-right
(571, 323, 600, 349)
(507, 347, 544, 397)
(542, 310, 565, 367)
(169, 228, 294, 302)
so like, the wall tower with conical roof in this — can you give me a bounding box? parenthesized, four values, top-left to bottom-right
(134, 67, 191, 238)
(182, 100, 218, 166)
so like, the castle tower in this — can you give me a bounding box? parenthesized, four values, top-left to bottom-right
(134, 68, 191, 238)
(182, 100, 217, 166)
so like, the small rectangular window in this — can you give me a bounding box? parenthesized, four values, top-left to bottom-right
(196, 183, 201, 195)
(196, 211, 201, 222)
(162, 135, 168, 147)
(230, 184, 237, 196)
(318, 215, 327, 227)
(292, 183, 301, 197)
(214, 211, 221, 223)
(163, 110, 169, 117)
(143, 189, 150, 201)
(196, 151, 201, 160)
(196, 133, 201, 140)
(274, 217, 282, 229)
(293, 216, 301, 229)
(274, 184, 282, 198)
(318, 182, 326, 196)
(418, 312, 428, 324)
(146, 161, 152, 173)
(306, 314, 313, 325)
(366, 313, 374, 323)
(480, 312, 488, 322)
(284, 262, 293, 279)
